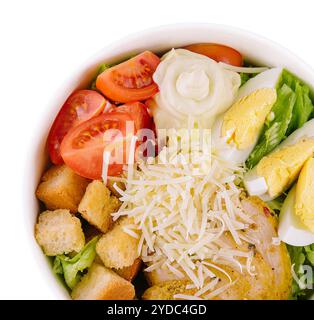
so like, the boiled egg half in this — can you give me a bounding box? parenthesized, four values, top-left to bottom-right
(244, 119, 314, 201)
(211, 68, 283, 164)
(279, 158, 314, 246)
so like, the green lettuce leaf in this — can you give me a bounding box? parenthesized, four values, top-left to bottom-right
(246, 84, 296, 168)
(287, 83, 314, 135)
(266, 197, 285, 213)
(240, 73, 251, 86)
(246, 70, 314, 169)
(53, 236, 99, 290)
(304, 245, 314, 265)
(89, 63, 110, 90)
(239, 64, 258, 86)
(288, 244, 314, 300)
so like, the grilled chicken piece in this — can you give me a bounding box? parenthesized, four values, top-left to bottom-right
(143, 197, 292, 300)
(142, 255, 274, 300)
(241, 196, 292, 299)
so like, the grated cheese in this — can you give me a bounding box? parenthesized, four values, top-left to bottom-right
(218, 62, 269, 74)
(101, 151, 111, 183)
(110, 129, 258, 299)
(204, 281, 236, 300)
(272, 237, 281, 246)
(195, 277, 220, 296)
(126, 135, 138, 182)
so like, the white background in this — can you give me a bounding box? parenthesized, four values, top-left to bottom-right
(0, 0, 314, 299)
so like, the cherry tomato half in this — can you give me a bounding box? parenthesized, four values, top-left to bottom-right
(47, 90, 106, 164)
(184, 43, 243, 66)
(96, 51, 160, 103)
(60, 112, 132, 179)
(111, 101, 153, 132)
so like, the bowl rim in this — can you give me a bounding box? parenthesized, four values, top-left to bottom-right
(25, 22, 314, 300)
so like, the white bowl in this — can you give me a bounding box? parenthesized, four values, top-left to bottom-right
(26, 23, 314, 300)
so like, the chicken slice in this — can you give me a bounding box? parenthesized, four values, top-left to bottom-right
(241, 196, 292, 299)
(143, 197, 292, 300)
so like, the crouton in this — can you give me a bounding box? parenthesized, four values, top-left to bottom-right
(115, 258, 142, 282)
(71, 263, 135, 300)
(96, 217, 140, 269)
(36, 165, 89, 213)
(106, 179, 125, 198)
(78, 180, 120, 233)
(142, 280, 193, 300)
(35, 209, 85, 256)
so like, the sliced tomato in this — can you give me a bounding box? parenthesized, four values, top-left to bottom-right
(111, 102, 153, 132)
(102, 101, 116, 113)
(60, 112, 132, 179)
(47, 90, 106, 164)
(184, 43, 243, 66)
(96, 51, 160, 103)
(113, 102, 155, 160)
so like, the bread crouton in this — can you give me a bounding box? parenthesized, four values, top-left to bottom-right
(142, 280, 193, 300)
(96, 217, 140, 269)
(36, 165, 89, 213)
(35, 209, 85, 256)
(78, 180, 120, 233)
(71, 263, 135, 300)
(106, 179, 125, 198)
(115, 258, 142, 282)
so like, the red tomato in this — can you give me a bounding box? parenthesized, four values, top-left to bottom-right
(47, 90, 106, 164)
(60, 112, 132, 179)
(111, 102, 153, 132)
(102, 101, 116, 113)
(113, 102, 155, 160)
(184, 43, 243, 66)
(96, 51, 160, 103)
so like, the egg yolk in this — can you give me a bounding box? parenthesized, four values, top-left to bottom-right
(222, 88, 277, 149)
(295, 157, 314, 232)
(257, 139, 314, 198)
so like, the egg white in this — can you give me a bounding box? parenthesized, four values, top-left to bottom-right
(279, 186, 314, 246)
(211, 116, 254, 164)
(211, 67, 283, 164)
(237, 67, 283, 100)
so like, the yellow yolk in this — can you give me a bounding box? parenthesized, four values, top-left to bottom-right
(257, 139, 314, 199)
(221, 88, 277, 150)
(295, 157, 314, 232)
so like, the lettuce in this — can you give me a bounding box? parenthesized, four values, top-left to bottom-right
(244, 70, 314, 300)
(246, 70, 314, 169)
(267, 197, 285, 213)
(53, 236, 99, 290)
(305, 245, 314, 265)
(240, 73, 251, 86)
(286, 73, 314, 135)
(246, 84, 296, 168)
(239, 63, 258, 86)
(89, 63, 110, 90)
(288, 244, 314, 300)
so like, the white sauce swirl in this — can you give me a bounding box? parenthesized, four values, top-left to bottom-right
(151, 49, 241, 129)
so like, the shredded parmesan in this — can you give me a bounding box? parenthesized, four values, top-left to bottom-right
(101, 151, 111, 183)
(204, 281, 236, 299)
(110, 129, 258, 299)
(272, 237, 281, 246)
(127, 135, 138, 182)
(218, 62, 269, 74)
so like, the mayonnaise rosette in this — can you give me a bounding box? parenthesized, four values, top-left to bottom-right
(151, 49, 241, 129)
